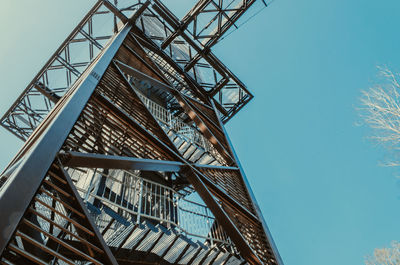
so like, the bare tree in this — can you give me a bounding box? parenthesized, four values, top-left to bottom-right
(365, 241, 400, 265)
(360, 73, 400, 264)
(359, 67, 400, 166)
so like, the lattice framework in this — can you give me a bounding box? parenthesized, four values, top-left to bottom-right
(0, 1, 282, 265)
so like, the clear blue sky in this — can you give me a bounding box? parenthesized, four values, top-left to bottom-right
(1, 1, 400, 265)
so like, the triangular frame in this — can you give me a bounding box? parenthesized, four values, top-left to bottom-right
(0, 8, 276, 265)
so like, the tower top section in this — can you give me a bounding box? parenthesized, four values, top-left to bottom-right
(1, 0, 267, 141)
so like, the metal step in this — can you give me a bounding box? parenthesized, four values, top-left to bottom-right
(213, 250, 232, 265)
(122, 222, 150, 249)
(197, 154, 216, 165)
(150, 225, 178, 256)
(182, 144, 196, 158)
(162, 232, 191, 263)
(136, 223, 164, 252)
(188, 245, 211, 265)
(167, 128, 224, 166)
(178, 141, 191, 154)
(224, 255, 247, 265)
(107, 223, 136, 248)
(200, 247, 220, 265)
(176, 242, 200, 264)
(101, 218, 247, 265)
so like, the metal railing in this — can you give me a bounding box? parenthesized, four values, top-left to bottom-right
(72, 168, 232, 247)
(136, 91, 172, 126)
(135, 90, 225, 164)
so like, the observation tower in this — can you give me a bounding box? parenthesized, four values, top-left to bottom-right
(0, 1, 283, 264)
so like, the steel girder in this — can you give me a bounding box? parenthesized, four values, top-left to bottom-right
(0, 1, 282, 265)
(0, 23, 133, 263)
(1, 0, 259, 141)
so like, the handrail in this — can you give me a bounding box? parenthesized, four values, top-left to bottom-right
(73, 168, 232, 247)
(135, 89, 225, 164)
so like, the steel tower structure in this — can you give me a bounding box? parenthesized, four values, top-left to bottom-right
(0, 1, 282, 264)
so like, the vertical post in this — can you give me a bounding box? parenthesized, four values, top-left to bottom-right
(127, 175, 132, 209)
(84, 169, 97, 202)
(175, 193, 180, 230)
(137, 178, 144, 224)
(167, 188, 171, 228)
(205, 207, 214, 246)
(168, 111, 172, 127)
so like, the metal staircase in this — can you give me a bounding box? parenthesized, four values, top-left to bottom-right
(60, 167, 243, 264)
(101, 215, 247, 265)
(24, 166, 244, 264)
(135, 88, 225, 166)
(0, 1, 283, 264)
(167, 129, 219, 165)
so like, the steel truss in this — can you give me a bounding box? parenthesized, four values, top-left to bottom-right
(1, 0, 256, 141)
(0, 1, 282, 265)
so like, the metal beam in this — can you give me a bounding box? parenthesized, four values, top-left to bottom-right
(193, 167, 261, 226)
(140, 2, 254, 122)
(101, 0, 128, 24)
(129, 30, 213, 106)
(61, 151, 239, 173)
(112, 59, 181, 154)
(0, 0, 104, 125)
(101, 0, 150, 25)
(211, 99, 284, 265)
(181, 166, 263, 265)
(114, 60, 174, 94)
(113, 60, 235, 165)
(33, 82, 60, 104)
(0, 24, 132, 255)
(160, 0, 213, 49)
(217, 121, 285, 265)
(176, 95, 235, 165)
(62, 151, 184, 172)
(57, 163, 119, 265)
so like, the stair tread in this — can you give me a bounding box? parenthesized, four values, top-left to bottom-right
(151, 233, 177, 256)
(122, 223, 149, 249)
(190, 248, 211, 265)
(136, 226, 164, 252)
(212, 251, 231, 265)
(178, 244, 200, 264)
(201, 248, 220, 265)
(225, 256, 246, 265)
(163, 238, 190, 263)
(107, 223, 136, 247)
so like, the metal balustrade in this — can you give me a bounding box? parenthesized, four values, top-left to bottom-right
(136, 90, 207, 148)
(71, 168, 233, 247)
(136, 91, 172, 126)
(135, 89, 225, 165)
